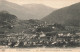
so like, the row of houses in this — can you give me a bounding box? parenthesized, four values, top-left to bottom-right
(0, 23, 80, 47)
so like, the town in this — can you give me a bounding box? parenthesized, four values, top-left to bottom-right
(0, 21, 80, 48)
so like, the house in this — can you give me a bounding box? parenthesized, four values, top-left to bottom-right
(76, 32, 80, 36)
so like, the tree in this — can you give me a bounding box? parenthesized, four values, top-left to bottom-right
(0, 11, 17, 29)
(0, 11, 18, 34)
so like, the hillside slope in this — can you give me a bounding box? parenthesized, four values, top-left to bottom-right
(0, 0, 55, 20)
(42, 2, 80, 26)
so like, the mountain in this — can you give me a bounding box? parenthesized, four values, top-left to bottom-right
(0, 0, 35, 20)
(22, 4, 55, 19)
(42, 2, 80, 26)
(0, 0, 55, 20)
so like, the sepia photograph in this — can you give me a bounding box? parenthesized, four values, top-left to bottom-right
(0, 0, 80, 52)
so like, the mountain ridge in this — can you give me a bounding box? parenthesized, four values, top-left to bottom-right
(0, 0, 55, 20)
(22, 4, 55, 19)
(42, 2, 80, 26)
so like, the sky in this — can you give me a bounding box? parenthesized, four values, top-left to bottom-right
(6, 0, 80, 8)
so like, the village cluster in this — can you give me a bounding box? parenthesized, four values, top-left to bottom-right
(0, 23, 80, 48)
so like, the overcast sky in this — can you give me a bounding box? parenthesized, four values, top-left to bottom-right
(6, 0, 80, 8)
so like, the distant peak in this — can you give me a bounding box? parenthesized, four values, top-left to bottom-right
(23, 3, 49, 7)
(0, 0, 9, 4)
(70, 2, 80, 6)
(0, 0, 7, 2)
(23, 3, 43, 5)
(23, 3, 54, 9)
